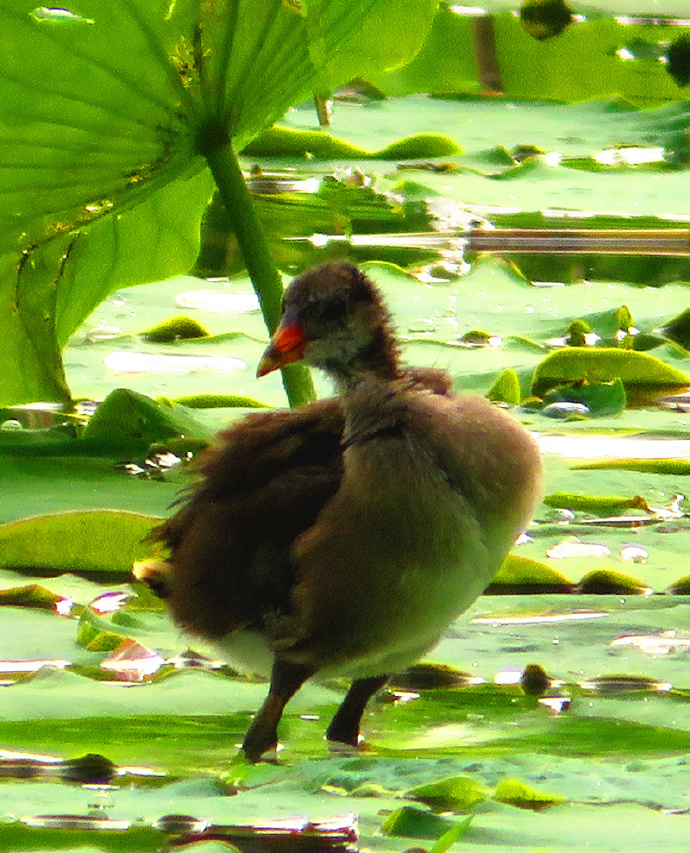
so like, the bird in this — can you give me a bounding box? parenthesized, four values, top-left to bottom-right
(138, 262, 542, 762)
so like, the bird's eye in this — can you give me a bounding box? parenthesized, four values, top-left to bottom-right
(319, 298, 347, 323)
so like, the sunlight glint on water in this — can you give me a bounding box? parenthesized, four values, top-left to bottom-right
(537, 434, 690, 460)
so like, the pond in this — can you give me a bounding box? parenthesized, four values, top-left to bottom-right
(3, 52, 690, 853)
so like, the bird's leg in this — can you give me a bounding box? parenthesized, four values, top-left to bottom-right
(326, 674, 389, 747)
(242, 659, 315, 762)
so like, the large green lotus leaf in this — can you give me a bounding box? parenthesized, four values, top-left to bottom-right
(0, 0, 438, 405)
(478, 0, 690, 11)
(367, 3, 478, 96)
(0, 667, 338, 722)
(0, 510, 159, 573)
(0, 455, 179, 525)
(0, 240, 73, 405)
(54, 172, 216, 348)
(531, 348, 690, 402)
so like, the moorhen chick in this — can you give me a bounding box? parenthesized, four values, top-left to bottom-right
(141, 262, 542, 761)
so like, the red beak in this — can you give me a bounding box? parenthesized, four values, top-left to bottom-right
(256, 318, 307, 377)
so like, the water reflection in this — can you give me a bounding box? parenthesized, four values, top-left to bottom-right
(175, 290, 260, 313)
(472, 610, 608, 626)
(612, 633, 690, 656)
(104, 351, 246, 375)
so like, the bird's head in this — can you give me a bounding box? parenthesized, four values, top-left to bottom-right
(257, 263, 401, 388)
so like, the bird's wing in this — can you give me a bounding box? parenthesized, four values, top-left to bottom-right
(149, 399, 344, 641)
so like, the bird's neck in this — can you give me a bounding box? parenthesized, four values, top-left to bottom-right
(327, 326, 402, 394)
(340, 374, 408, 448)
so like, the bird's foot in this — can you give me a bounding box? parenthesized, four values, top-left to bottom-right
(326, 674, 389, 748)
(242, 658, 315, 763)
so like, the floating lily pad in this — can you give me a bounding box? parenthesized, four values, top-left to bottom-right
(487, 555, 575, 594)
(665, 575, 690, 595)
(575, 459, 690, 475)
(541, 378, 627, 418)
(244, 125, 460, 159)
(381, 805, 465, 840)
(0, 510, 159, 574)
(0, 583, 64, 610)
(494, 778, 566, 810)
(141, 316, 210, 343)
(171, 394, 269, 409)
(531, 348, 690, 404)
(83, 389, 213, 457)
(544, 493, 650, 513)
(578, 569, 652, 595)
(405, 775, 490, 812)
(487, 368, 522, 405)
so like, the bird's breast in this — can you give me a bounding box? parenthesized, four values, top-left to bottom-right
(285, 432, 501, 674)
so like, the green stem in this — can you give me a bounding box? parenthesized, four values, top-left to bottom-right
(201, 127, 315, 407)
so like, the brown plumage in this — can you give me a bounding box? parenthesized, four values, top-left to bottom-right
(142, 262, 542, 761)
